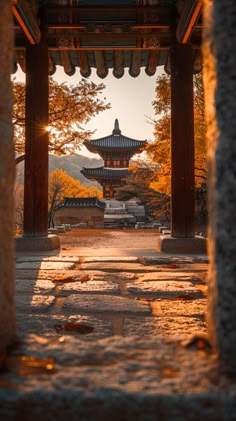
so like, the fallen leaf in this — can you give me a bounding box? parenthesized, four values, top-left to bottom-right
(80, 275, 91, 283)
(196, 285, 208, 295)
(5, 355, 55, 375)
(52, 276, 75, 283)
(182, 335, 212, 353)
(55, 322, 94, 334)
(162, 264, 179, 269)
(160, 367, 179, 378)
(175, 294, 196, 300)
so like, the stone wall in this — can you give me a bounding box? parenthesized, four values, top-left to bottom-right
(0, 1, 16, 353)
(203, 0, 236, 372)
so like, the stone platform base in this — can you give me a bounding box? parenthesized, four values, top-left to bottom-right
(157, 235, 207, 254)
(15, 234, 60, 252)
(0, 335, 234, 420)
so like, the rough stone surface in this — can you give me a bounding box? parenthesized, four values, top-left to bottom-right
(58, 280, 119, 295)
(16, 295, 55, 313)
(15, 234, 60, 251)
(0, 335, 235, 420)
(157, 236, 207, 254)
(63, 294, 151, 315)
(80, 262, 162, 273)
(0, 1, 16, 352)
(150, 299, 206, 318)
(16, 261, 76, 270)
(15, 279, 55, 295)
(203, 0, 236, 371)
(123, 316, 206, 338)
(16, 314, 112, 340)
(127, 280, 201, 299)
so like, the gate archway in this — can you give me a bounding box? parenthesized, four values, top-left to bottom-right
(12, 0, 203, 252)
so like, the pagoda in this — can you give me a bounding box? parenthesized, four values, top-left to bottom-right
(81, 119, 146, 198)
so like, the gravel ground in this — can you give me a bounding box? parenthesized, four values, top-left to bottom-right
(59, 228, 160, 249)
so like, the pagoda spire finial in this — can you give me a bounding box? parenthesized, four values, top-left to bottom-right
(112, 118, 121, 135)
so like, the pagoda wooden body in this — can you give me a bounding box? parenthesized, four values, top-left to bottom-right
(81, 119, 146, 198)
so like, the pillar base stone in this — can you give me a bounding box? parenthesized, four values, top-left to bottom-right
(157, 235, 207, 254)
(15, 234, 60, 252)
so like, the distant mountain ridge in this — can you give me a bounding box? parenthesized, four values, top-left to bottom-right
(16, 154, 103, 188)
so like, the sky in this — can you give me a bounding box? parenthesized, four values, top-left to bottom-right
(15, 65, 164, 157)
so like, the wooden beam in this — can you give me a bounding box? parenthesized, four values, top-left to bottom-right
(176, 0, 203, 44)
(170, 44, 195, 237)
(60, 50, 75, 76)
(78, 50, 91, 77)
(95, 51, 108, 78)
(12, 0, 41, 44)
(129, 50, 141, 77)
(24, 24, 49, 237)
(145, 49, 158, 76)
(113, 50, 124, 78)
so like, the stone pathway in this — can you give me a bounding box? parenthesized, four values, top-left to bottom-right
(15, 253, 208, 341)
(1, 249, 236, 419)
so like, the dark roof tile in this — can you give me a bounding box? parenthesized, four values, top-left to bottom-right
(56, 196, 105, 209)
(81, 166, 130, 178)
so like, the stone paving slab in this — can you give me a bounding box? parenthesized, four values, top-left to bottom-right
(15, 256, 80, 263)
(15, 268, 137, 281)
(16, 295, 55, 313)
(82, 256, 139, 263)
(16, 261, 77, 270)
(123, 315, 206, 338)
(137, 271, 207, 282)
(16, 314, 113, 341)
(80, 262, 164, 273)
(16, 279, 55, 295)
(57, 280, 119, 296)
(150, 299, 206, 318)
(63, 294, 151, 315)
(126, 280, 202, 299)
(15, 269, 82, 280)
(139, 256, 208, 265)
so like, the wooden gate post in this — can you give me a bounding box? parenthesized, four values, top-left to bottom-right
(170, 43, 195, 238)
(24, 22, 49, 237)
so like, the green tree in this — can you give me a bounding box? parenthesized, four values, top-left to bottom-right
(13, 77, 110, 163)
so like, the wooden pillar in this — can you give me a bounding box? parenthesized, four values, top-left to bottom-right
(170, 44, 195, 238)
(0, 0, 16, 353)
(24, 24, 49, 237)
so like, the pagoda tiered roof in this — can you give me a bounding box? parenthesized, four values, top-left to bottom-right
(81, 167, 130, 179)
(84, 120, 146, 153)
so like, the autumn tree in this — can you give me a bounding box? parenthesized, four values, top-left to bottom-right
(13, 77, 110, 163)
(117, 72, 207, 225)
(48, 168, 102, 227)
(147, 72, 206, 188)
(115, 161, 170, 222)
(149, 72, 207, 224)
